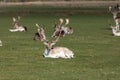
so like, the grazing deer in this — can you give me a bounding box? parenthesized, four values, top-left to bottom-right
(9, 16, 27, 32)
(111, 25, 120, 36)
(33, 24, 46, 41)
(0, 40, 2, 46)
(52, 18, 73, 37)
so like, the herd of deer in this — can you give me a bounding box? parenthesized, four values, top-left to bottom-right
(109, 4, 120, 36)
(1, 16, 74, 58)
(1, 4, 120, 58)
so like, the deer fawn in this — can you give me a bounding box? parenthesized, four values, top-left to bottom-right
(9, 16, 27, 32)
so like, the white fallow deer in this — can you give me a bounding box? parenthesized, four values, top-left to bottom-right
(111, 25, 120, 36)
(52, 18, 73, 37)
(0, 40, 2, 46)
(43, 36, 74, 58)
(9, 16, 27, 32)
(33, 24, 46, 41)
(109, 6, 120, 30)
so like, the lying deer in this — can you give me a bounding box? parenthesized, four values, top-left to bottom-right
(52, 18, 73, 37)
(43, 36, 74, 58)
(33, 24, 46, 41)
(9, 16, 27, 32)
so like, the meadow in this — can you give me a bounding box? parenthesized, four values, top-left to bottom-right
(0, 6, 120, 80)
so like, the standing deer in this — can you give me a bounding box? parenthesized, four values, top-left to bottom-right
(33, 24, 46, 41)
(43, 35, 74, 58)
(9, 16, 27, 32)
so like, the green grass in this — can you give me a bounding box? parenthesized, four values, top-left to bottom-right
(0, 6, 120, 80)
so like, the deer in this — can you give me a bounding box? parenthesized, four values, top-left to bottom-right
(111, 25, 120, 36)
(43, 34, 74, 58)
(9, 16, 27, 32)
(109, 5, 120, 30)
(52, 18, 73, 37)
(33, 24, 46, 41)
(0, 40, 2, 46)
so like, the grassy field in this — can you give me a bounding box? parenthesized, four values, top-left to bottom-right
(0, 6, 120, 80)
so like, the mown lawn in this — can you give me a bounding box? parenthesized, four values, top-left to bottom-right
(0, 6, 120, 80)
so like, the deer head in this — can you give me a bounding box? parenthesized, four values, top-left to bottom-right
(65, 18, 69, 26)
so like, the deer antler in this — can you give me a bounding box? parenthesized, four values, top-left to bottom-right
(13, 17, 16, 22)
(36, 23, 41, 28)
(65, 18, 69, 26)
(59, 18, 64, 26)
